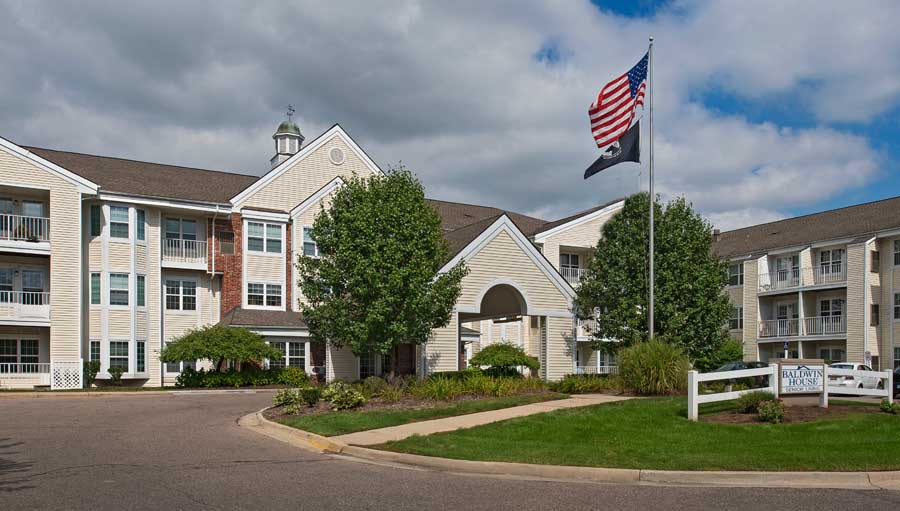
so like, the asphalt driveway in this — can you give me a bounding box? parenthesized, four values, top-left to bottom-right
(1, 391, 899, 510)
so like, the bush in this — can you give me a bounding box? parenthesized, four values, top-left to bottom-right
(360, 376, 389, 398)
(618, 340, 690, 395)
(428, 367, 483, 381)
(278, 367, 309, 387)
(411, 375, 465, 401)
(469, 343, 539, 373)
(379, 385, 405, 402)
(83, 360, 101, 387)
(880, 399, 900, 415)
(552, 374, 623, 394)
(107, 365, 125, 385)
(758, 399, 785, 423)
(322, 381, 366, 410)
(736, 391, 776, 414)
(273, 387, 321, 413)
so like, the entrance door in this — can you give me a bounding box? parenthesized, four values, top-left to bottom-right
(775, 255, 799, 289)
(776, 302, 798, 336)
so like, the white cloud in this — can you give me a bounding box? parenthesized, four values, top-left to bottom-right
(0, 0, 896, 229)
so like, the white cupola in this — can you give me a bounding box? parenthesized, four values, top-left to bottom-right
(270, 105, 305, 169)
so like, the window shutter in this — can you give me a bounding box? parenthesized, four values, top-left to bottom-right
(90, 205, 102, 236)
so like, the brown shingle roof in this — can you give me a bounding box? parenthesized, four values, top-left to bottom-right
(218, 307, 307, 329)
(25, 146, 259, 204)
(532, 198, 624, 235)
(714, 195, 900, 259)
(426, 199, 547, 235)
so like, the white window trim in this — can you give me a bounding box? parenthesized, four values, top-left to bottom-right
(107, 204, 132, 243)
(265, 340, 310, 372)
(301, 225, 319, 258)
(108, 273, 130, 309)
(135, 209, 147, 244)
(244, 281, 284, 310)
(136, 274, 147, 309)
(244, 220, 285, 257)
(164, 217, 202, 241)
(164, 278, 199, 315)
(0, 336, 41, 366)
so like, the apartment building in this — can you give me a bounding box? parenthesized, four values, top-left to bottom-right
(0, 121, 615, 389)
(716, 199, 900, 371)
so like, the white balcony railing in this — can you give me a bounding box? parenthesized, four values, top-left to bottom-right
(806, 264, 846, 286)
(0, 214, 50, 242)
(759, 318, 800, 338)
(758, 269, 801, 292)
(576, 317, 597, 339)
(802, 315, 846, 336)
(0, 291, 51, 321)
(560, 267, 586, 285)
(576, 365, 619, 375)
(162, 239, 207, 265)
(0, 362, 50, 375)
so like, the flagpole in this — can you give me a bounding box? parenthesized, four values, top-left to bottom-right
(648, 36, 655, 341)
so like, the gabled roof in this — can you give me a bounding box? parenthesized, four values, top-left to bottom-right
(426, 198, 547, 235)
(0, 136, 99, 193)
(532, 198, 624, 238)
(714, 194, 900, 259)
(25, 146, 258, 204)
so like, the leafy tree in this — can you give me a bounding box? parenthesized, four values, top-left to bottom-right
(159, 325, 282, 372)
(575, 192, 731, 362)
(296, 167, 468, 376)
(469, 342, 540, 373)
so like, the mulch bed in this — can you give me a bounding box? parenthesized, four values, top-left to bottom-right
(262, 390, 559, 422)
(702, 405, 881, 424)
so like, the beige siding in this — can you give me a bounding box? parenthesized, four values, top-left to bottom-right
(327, 344, 359, 381)
(245, 253, 283, 284)
(845, 243, 866, 363)
(428, 313, 459, 373)
(89, 310, 101, 338)
(545, 316, 575, 380)
(107, 310, 131, 338)
(538, 204, 621, 272)
(292, 191, 336, 310)
(742, 258, 760, 361)
(243, 136, 378, 212)
(89, 240, 102, 267)
(146, 209, 162, 386)
(107, 242, 131, 272)
(0, 148, 84, 361)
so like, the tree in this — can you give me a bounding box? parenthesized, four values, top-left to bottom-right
(575, 192, 731, 362)
(296, 167, 468, 375)
(469, 342, 539, 376)
(159, 325, 282, 372)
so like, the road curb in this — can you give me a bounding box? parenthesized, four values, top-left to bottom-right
(243, 410, 900, 490)
(0, 388, 281, 398)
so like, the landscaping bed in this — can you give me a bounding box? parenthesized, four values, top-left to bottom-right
(376, 397, 900, 471)
(702, 402, 881, 424)
(268, 391, 565, 436)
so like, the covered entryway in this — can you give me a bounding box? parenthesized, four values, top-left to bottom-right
(458, 282, 535, 372)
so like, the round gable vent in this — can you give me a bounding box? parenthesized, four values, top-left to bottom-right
(329, 147, 345, 165)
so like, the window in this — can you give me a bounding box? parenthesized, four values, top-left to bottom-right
(166, 280, 196, 311)
(247, 283, 281, 307)
(136, 341, 146, 372)
(0, 339, 15, 366)
(22, 270, 44, 305)
(247, 221, 282, 253)
(894, 240, 900, 265)
(19, 339, 38, 365)
(0, 268, 12, 303)
(820, 299, 844, 317)
(895, 347, 900, 370)
(109, 274, 129, 306)
(728, 263, 744, 286)
(302, 227, 318, 257)
(560, 253, 580, 269)
(872, 250, 880, 273)
(90, 340, 100, 364)
(109, 206, 129, 239)
(90, 273, 101, 305)
(166, 360, 197, 373)
(166, 218, 197, 240)
(729, 306, 743, 330)
(269, 341, 306, 369)
(359, 351, 379, 379)
(217, 230, 235, 255)
(90, 204, 102, 236)
(109, 341, 129, 370)
(819, 348, 846, 363)
(872, 304, 880, 327)
(136, 275, 145, 307)
(136, 210, 146, 241)
(895, 293, 900, 320)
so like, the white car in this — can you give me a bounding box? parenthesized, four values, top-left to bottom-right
(828, 363, 883, 390)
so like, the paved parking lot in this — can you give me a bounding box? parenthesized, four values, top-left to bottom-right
(2, 391, 899, 510)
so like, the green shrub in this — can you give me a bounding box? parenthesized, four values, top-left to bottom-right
(693, 339, 744, 373)
(273, 387, 321, 413)
(469, 343, 539, 373)
(379, 385, 405, 402)
(322, 381, 366, 410)
(551, 374, 623, 394)
(411, 376, 465, 401)
(737, 391, 776, 414)
(360, 376, 389, 398)
(758, 399, 785, 423)
(83, 360, 101, 387)
(278, 367, 310, 387)
(880, 399, 900, 415)
(107, 366, 125, 385)
(428, 367, 482, 381)
(618, 340, 690, 395)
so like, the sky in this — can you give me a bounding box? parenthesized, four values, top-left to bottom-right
(1, 0, 899, 230)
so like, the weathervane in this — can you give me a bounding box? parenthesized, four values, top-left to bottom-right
(286, 105, 295, 123)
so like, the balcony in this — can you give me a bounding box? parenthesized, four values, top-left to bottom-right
(758, 264, 846, 293)
(162, 239, 207, 270)
(0, 362, 51, 387)
(575, 365, 619, 375)
(758, 316, 845, 339)
(0, 214, 50, 253)
(0, 291, 51, 325)
(561, 267, 586, 285)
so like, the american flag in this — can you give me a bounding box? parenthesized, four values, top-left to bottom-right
(589, 52, 648, 148)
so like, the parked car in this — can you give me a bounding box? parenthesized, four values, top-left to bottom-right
(828, 363, 883, 390)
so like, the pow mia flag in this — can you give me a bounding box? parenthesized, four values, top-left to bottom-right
(584, 121, 640, 180)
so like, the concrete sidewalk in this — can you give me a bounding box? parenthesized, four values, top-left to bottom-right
(332, 393, 632, 446)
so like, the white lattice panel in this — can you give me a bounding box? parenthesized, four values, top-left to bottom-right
(51, 359, 83, 390)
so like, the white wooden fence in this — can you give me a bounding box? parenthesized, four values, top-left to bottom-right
(822, 366, 893, 407)
(687, 364, 779, 421)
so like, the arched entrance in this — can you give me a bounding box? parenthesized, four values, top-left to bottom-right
(458, 281, 533, 371)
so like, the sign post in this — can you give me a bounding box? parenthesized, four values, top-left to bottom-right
(776, 358, 827, 408)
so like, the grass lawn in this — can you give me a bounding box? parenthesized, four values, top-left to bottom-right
(278, 393, 566, 437)
(378, 397, 900, 471)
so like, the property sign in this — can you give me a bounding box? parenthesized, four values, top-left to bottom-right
(780, 363, 825, 394)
